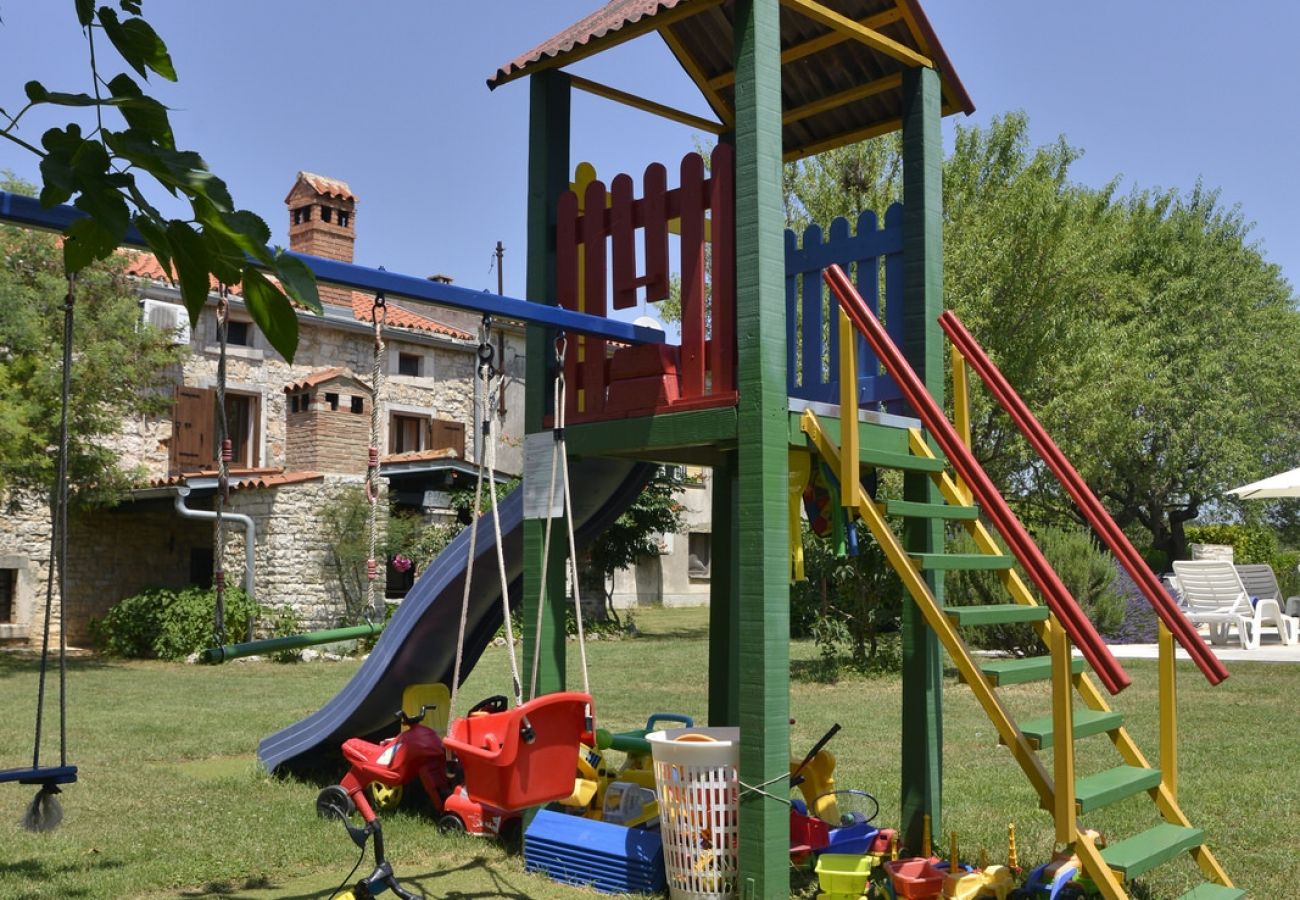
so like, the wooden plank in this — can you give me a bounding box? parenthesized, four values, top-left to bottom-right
(944, 604, 1049, 626)
(643, 163, 669, 301)
(884, 499, 979, 520)
(779, 0, 932, 68)
(562, 405, 738, 457)
(658, 24, 736, 128)
(610, 174, 637, 310)
(1074, 765, 1162, 814)
(910, 553, 1013, 572)
(679, 152, 707, 399)
(709, 143, 736, 395)
(784, 72, 903, 126)
(973, 656, 1083, 687)
(569, 73, 726, 134)
(1013, 708, 1124, 751)
(581, 178, 608, 415)
(1100, 823, 1204, 879)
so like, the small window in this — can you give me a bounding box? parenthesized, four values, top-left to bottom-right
(688, 532, 711, 580)
(350, 395, 364, 414)
(0, 568, 15, 623)
(338, 210, 351, 228)
(226, 320, 251, 346)
(293, 206, 311, 225)
(398, 353, 421, 377)
(320, 206, 332, 223)
(390, 413, 427, 454)
(221, 392, 261, 468)
(325, 392, 339, 411)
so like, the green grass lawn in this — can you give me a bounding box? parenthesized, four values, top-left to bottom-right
(0, 608, 1293, 898)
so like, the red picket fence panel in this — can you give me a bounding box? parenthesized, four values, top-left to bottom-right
(554, 146, 737, 422)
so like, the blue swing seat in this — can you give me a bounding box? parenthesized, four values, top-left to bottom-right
(0, 765, 77, 786)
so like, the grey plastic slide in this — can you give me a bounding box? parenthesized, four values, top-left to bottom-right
(258, 458, 654, 774)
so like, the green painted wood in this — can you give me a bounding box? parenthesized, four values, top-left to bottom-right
(898, 64, 946, 854)
(971, 655, 1084, 686)
(1073, 765, 1162, 814)
(521, 70, 572, 705)
(563, 406, 739, 457)
(789, 411, 916, 456)
(709, 452, 740, 726)
(944, 604, 1049, 626)
(733, 1, 791, 894)
(884, 499, 980, 520)
(1177, 884, 1246, 899)
(1013, 707, 1124, 750)
(910, 553, 1014, 571)
(1100, 823, 1204, 879)
(862, 448, 946, 471)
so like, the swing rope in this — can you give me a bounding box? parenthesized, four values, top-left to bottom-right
(24, 273, 77, 831)
(213, 286, 231, 646)
(364, 291, 388, 624)
(529, 335, 591, 701)
(448, 318, 519, 721)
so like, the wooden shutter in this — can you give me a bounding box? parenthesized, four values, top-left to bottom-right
(431, 419, 465, 459)
(171, 386, 216, 473)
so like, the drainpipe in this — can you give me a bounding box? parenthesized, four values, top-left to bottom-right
(174, 486, 256, 617)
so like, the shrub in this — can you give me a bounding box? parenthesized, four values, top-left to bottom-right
(91, 586, 257, 660)
(1272, 550, 1300, 599)
(948, 525, 1125, 655)
(1183, 523, 1278, 563)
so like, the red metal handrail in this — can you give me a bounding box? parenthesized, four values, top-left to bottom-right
(823, 265, 1130, 695)
(939, 311, 1228, 685)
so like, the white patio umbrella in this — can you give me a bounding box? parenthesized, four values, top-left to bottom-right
(1227, 466, 1300, 499)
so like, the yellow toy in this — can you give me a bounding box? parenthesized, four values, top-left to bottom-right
(941, 831, 1014, 900)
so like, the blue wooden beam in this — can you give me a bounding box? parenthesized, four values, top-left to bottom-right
(0, 190, 664, 344)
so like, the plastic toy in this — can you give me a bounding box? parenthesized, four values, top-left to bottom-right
(559, 713, 690, 822)
(1012, 832, 1105, 899)
(940, 831, 1015, 900)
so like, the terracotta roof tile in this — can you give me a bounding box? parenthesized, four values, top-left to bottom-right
(292, 171, 357, 203)
(147, 468, 324, 492)
(283, 367, 363, 393)
(381, 448, 461, 465)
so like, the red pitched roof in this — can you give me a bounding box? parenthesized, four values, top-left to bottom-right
(290, 171, 358, 203)
(381, 448, 461, 465)
(148, 468, 324, 492)
(122, 249, 473, 340)
(283, 367, 364, 393)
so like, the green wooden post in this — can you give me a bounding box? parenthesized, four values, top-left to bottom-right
(733, 1, 790, 895)
(522, 70, 571, 699)
(899, 64, 946, 851)
(708, 451, 739, 726)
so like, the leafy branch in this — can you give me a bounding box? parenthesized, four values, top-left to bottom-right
(0, 1, 319, 361)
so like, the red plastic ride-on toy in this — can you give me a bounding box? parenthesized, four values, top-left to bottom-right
(316, 697, 521, 900)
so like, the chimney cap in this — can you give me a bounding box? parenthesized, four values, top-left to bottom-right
(286, 171, 357, 205)
(428, 273, 454, 284)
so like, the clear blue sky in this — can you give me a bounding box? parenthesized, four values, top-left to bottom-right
(2, 2, 1296, 307)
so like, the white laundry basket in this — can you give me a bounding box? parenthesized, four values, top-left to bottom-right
(647, 726, 740, 900)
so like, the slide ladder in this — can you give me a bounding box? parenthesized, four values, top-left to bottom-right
(803, 264, 1239, 899)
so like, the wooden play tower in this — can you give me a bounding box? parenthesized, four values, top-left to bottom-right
(490, 2, 1241, 897)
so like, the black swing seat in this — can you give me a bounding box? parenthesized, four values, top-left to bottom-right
(0, 765, 77, 786)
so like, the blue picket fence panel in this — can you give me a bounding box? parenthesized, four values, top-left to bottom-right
(785, 205, 904, 409)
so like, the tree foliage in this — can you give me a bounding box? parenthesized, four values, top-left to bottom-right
(0, 176, 182, 507)
(783, 112, 1300, 564)
(1, 2, 318, 361)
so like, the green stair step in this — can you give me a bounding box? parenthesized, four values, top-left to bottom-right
(1074, 765, 1162, 813)
(945, 604, 1050, 626)
(1012, 707, 1124, 750)
(910, 553, 1015, 572)
(1100, 823, 1204, 879)
(883, 499, 980, 520)
(969, 655, 1083, 686)
(1177, 884, 1245, 899)
(859, 448, 947, 472)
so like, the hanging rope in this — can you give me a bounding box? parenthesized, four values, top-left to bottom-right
(26, 273, 77, 831)
(213, 287, 231, 647)
(529, 335, 592, 701)
(364, 290, 388, 624)
(448, 317, 519, 722)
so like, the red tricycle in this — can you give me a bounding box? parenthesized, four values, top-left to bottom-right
(316, 696, 521, 900)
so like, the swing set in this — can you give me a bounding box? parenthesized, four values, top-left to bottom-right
(0, 272, 79, 832)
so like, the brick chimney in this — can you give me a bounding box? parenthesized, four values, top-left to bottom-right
(286, 172, 357, 308)
(284, 368, 372, 474)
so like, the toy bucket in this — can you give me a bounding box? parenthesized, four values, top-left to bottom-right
(647, 726, 740, 899)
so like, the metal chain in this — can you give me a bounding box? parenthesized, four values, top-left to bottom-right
(364, 292, 387, 623)
(34, 274, 75, 769)
(214, 287, 231, 647)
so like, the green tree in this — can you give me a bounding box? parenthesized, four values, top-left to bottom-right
(0, 176, 182, 508)
(1, 2, 317, 361)
(782, 112, 1300, 566)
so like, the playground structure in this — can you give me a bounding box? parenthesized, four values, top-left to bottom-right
(0, 1, 1246, 897)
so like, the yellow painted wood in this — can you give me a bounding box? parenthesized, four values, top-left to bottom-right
(802, 410, 1054, 807)
(1072, 830, 1130, 900)
(784, 116, 904, 162)
(707, 7, 905, 89)
(1051, 625, 1077, 845)
(569, 74, 727, 134)
(778, 0, 932, 68)
(838, 309, 859, 508)
(657, 26, 736, 128)
(1158, 620, 1178, 800)
(491, 0, 725, 88)
(783, 72, 902, 125)
(789, 449, 812, 582)
(949, 345, 973, 505)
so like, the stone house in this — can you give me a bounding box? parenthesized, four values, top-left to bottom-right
(0, 172, 525, 647)
(609, 464, 713, 611)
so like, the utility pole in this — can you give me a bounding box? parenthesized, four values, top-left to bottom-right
(495, 241, 507, 414)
